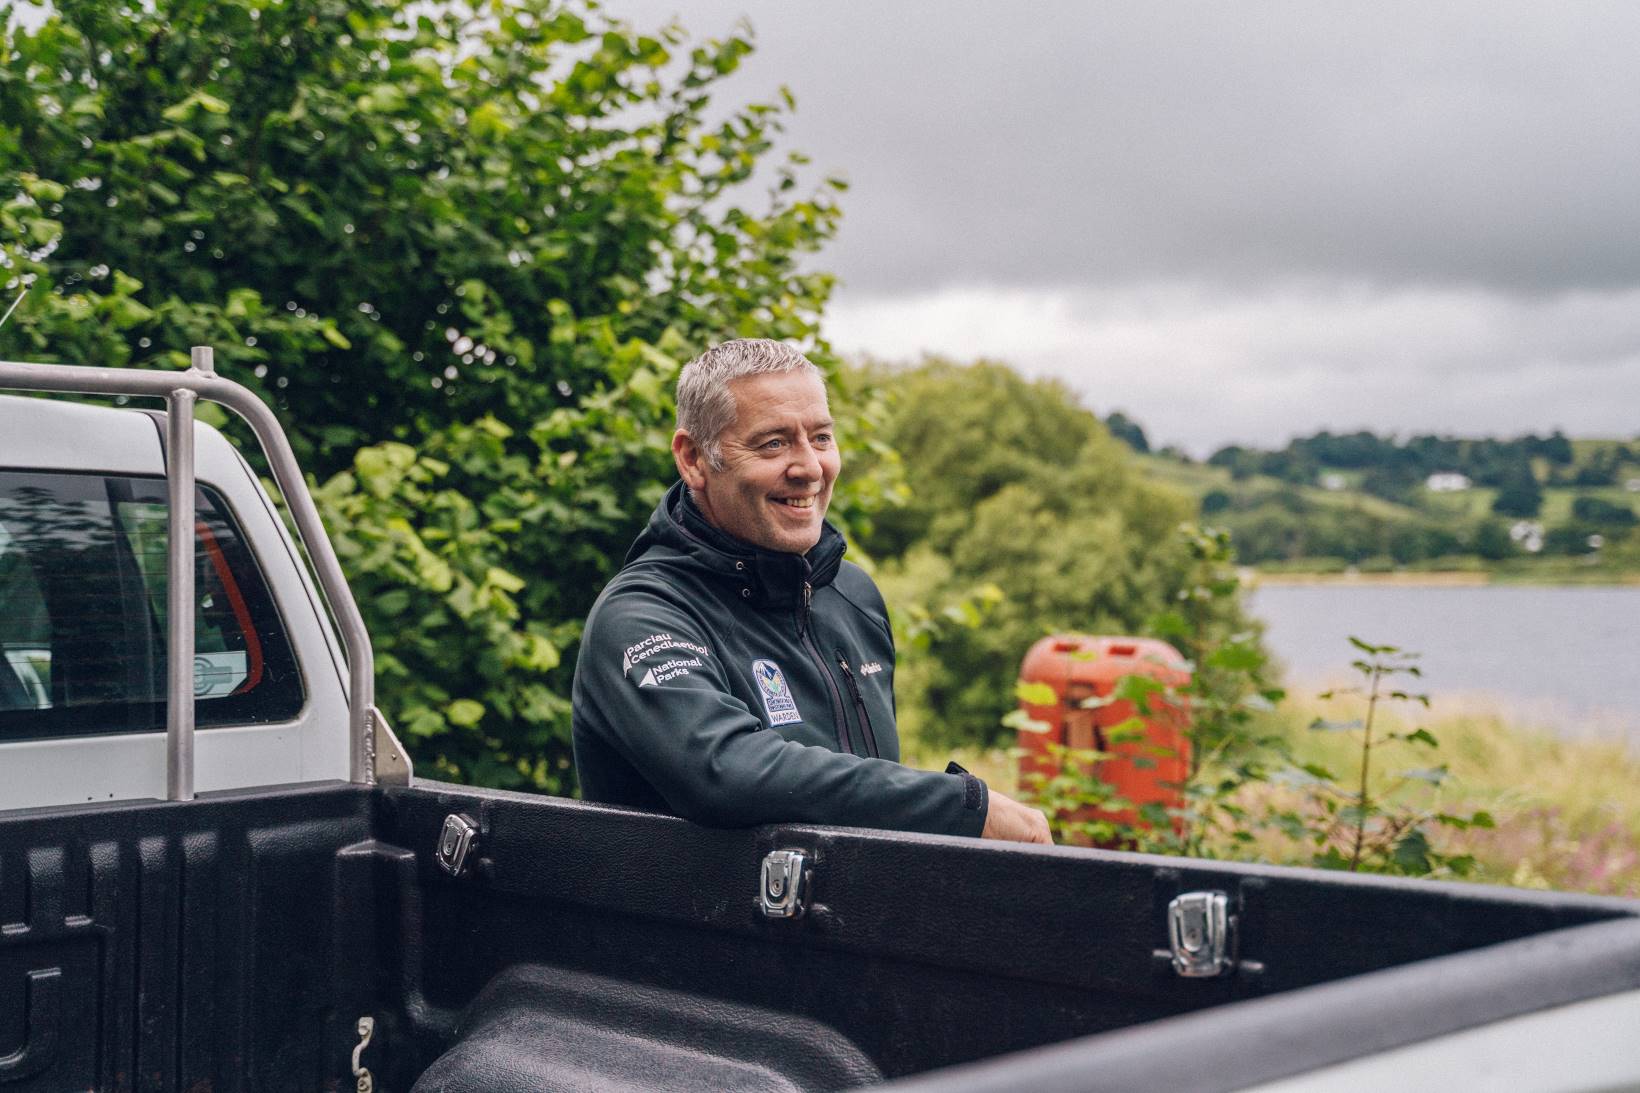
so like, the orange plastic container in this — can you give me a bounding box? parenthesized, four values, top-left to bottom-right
(1016, 635, 1192, 840)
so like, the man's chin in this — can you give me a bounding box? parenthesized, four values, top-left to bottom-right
(761, 518, 822, 554)
(772, 529, 822, 554)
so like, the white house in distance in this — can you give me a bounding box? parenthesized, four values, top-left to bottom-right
(1426, 472, 1472, 492)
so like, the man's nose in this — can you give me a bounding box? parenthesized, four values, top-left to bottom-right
(786, 438, 822, 479)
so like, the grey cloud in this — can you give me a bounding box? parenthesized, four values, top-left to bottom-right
(824, 280, 1640, 452)
(615, 2, 1640, 296)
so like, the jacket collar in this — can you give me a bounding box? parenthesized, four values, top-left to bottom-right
(624, 481, 845, 608)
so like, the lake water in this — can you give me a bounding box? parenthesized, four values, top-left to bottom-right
(1247, 585, 1640, 740)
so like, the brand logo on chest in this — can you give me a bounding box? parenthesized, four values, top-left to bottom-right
(751, 659, 803, 726)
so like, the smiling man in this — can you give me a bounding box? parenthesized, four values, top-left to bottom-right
(571, 339, 1050, 843)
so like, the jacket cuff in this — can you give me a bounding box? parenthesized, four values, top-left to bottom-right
(945, 762, 989, 837)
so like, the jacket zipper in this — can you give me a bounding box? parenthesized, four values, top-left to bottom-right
(797, 580, 853, 755)
(835, 649, 880, 758)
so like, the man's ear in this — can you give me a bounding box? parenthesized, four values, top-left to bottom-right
(672, 429, 709, 491)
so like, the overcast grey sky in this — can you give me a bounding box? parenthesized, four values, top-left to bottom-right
(616, 1, 1640, 453)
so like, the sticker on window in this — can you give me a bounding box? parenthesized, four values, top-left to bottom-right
(194, 651, 248, 698)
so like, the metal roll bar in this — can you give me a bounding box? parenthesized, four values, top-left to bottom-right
(0, 349, 408, 796)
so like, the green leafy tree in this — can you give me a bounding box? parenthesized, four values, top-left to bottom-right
(1489, 464, 1544, 518)
(1102, 410, 1150, 454)
(864, 361, 1249, 748)
(1571, 496, 1637, 527)
(3, 0, 865, 791)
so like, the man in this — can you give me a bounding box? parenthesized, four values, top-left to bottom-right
(572, 339, 1050, 843)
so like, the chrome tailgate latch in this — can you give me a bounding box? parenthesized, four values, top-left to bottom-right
(436, 813, 479, 877)
(1168, 890, 1233, 977)
(760, 850, 811, 918)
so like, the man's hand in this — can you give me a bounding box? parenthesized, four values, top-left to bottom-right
(981, 790, 1052, 844)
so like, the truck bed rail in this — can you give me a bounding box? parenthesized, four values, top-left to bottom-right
(0, 349, 389, 793)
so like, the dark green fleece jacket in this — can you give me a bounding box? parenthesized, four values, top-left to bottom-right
(571, 482, 988, 837)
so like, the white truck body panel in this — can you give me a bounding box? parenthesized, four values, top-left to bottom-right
(0, 394, 350, 810)
(1245, 987, 1640, 1092)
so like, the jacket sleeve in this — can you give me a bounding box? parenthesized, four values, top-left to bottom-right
(573, 588, 988, 837)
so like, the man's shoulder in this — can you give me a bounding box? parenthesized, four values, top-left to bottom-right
(829, 560, 890, 626)
(579, 573, 723, 686)
(587, 562, 706, 634)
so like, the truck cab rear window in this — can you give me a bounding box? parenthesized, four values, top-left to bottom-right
(0, 470, 303, 740)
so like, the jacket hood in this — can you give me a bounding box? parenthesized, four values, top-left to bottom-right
(623, 480, 845, 608)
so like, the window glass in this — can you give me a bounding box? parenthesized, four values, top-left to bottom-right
(0, 470, 304, 740)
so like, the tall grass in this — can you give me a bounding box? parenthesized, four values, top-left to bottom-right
(1268, 695, 1640, 896)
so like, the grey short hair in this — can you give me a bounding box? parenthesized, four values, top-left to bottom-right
(676, 339, 823, 470)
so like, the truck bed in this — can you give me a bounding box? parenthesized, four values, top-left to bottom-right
(4, 778, 1636, 1092)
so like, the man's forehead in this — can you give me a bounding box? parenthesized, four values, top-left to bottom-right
(729, 372, 830, 430)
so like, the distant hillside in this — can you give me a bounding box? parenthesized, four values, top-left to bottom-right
(1109, 423, 1640, 577)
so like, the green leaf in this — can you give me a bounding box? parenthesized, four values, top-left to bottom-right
(486, 566, 526, 594)
(1404, 728, 1439, 748)
(1111, 673, 1165, 703)
(160, 89, 230, 122)
(1014, 680, 1058, 706)
(1205, 642, 1263, 672)
(470, 101, 512, 138)
(22, 176, 67, 202)
(1309, 717, 1365, 732)
(376, 590, 411, 616)
(446, 699, 485, 727)
(1391, 829, 1433, 874)
(1103, 718, 1148, 743)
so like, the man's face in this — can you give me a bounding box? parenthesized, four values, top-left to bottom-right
(681, 370, 839, 554)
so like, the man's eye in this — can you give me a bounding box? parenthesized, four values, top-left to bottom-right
(762, 438, 784, 450)
(815, 433, 834, 446)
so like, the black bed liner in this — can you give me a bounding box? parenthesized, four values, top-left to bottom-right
(2, 779, 1636, 1091)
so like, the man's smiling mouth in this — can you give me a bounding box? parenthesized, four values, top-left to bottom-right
(775, 496, 816, 509)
